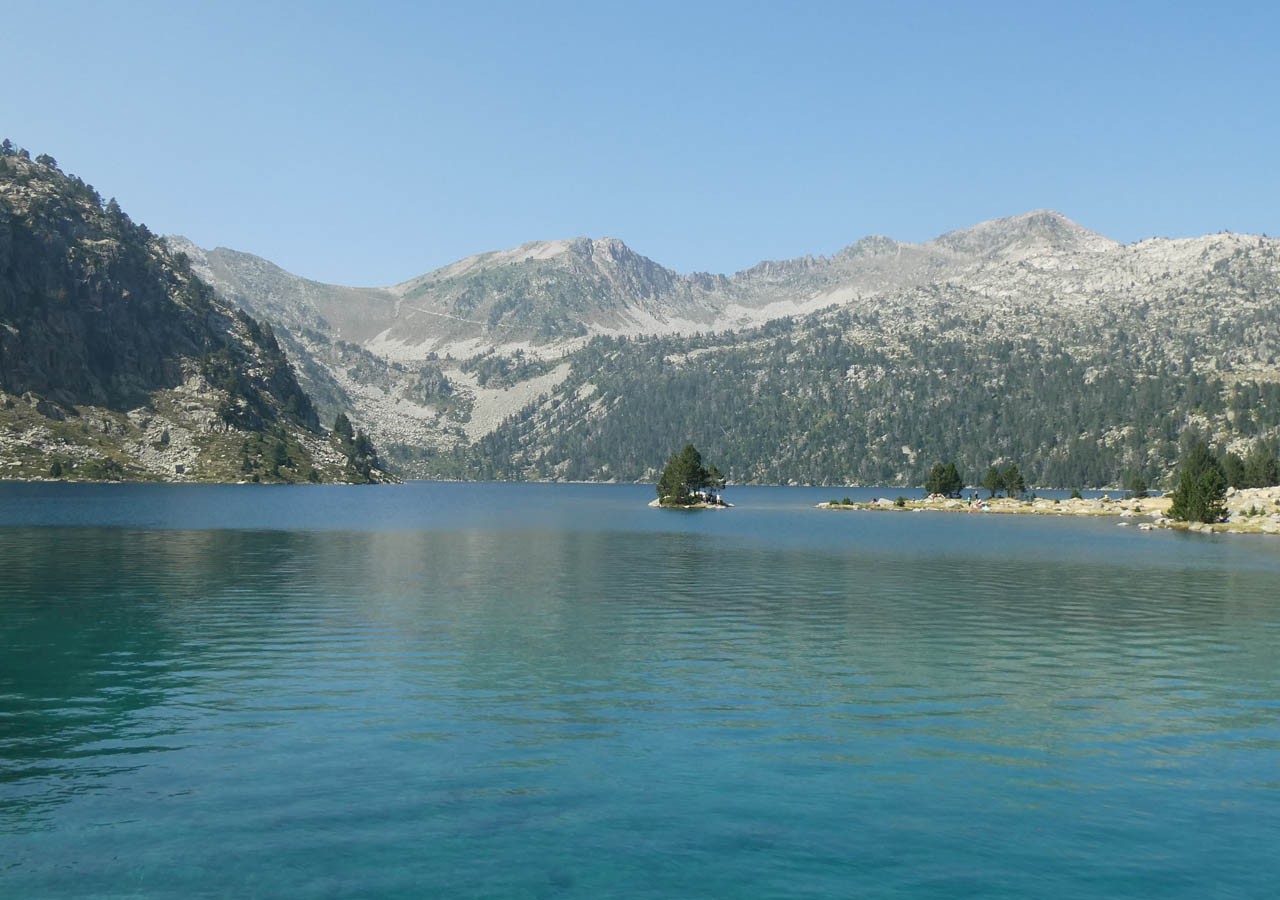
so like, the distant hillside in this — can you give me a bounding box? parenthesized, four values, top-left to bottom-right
(0, 143, 389, 483)
(177, 209, 1280, 487)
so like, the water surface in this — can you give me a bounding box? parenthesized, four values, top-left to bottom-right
(2, 483, 1278, 898)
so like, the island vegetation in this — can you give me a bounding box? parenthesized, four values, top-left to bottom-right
(655, 444, 728, 508)
(981, 463, 1027, 499)
(819, 432, 1280, 536)
(1167, 439, 1227, 524)
(923, 462, 964, 498)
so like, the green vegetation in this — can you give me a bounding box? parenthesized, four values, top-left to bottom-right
(924, 462, 964, 497)
(76, 457, 126, 481)
(460, 349, 556, 389)
(1127, 475, 1149, 499)
(332, 413, 381, 483)
(11, 140, 1280, 492)
(980, 463, 1026, 498)
(656, 444, 726, 506)
(1, 142, 382, 483)
(239, 429, 307, 482)
(1241, 440, 1279, 488)
(1168, 440, 1228, 524)
(467, 302, 1280, 487)
(1222, 451, 1246, 489)
(1003, 464, 1027, 499)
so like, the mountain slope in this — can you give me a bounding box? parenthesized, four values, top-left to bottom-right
(472, 228, 1280, 487)
(175, 210, 1280, 486)
(459, 216, 1280, 487)
(0, 145, 388, 483)
(171, 214, 1097, 474)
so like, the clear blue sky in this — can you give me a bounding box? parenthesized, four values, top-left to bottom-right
(4, 1, 1277, 285)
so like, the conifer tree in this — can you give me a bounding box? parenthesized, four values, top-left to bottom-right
(1127, 475, 1149, 499)
(656, 443, 722, 505)
(1222, 452, 1246, 488)
(1169, 440, 1228, 523)
(982, 465, 1004, 498)
(924, 461, 963, 497)
(1000, 463, 1027, 499)
(1242, 441, 1279, 488)
(333, 412, 354, 441)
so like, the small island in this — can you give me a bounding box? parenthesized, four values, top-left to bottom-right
(651, 443, 731, 508)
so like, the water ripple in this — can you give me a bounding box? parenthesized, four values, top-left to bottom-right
(2, 490, 1280, 897)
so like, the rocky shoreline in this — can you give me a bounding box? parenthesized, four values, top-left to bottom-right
(647, 498, 734, 509)
(818, 487, 1280, 536)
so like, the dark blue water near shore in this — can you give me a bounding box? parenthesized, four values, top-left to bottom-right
(2, 482, 1278, 898)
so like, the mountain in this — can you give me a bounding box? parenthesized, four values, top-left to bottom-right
(385, 237, 726, 346)
(0, 145, 389, 483)
(170, 235, 719, 472)
(933, 208, 1119, 259)
(19, 134, 1266, 489)
(175, 210, 1280, 487)
(473, 226, 1280, 487)
(179, 210, 1120, 355)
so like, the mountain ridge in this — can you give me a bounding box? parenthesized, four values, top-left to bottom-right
(170, 208, 1280, 484)
(172, 208, 1136, 360)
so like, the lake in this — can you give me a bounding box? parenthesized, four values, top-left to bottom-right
(2, 482, 1278, 898)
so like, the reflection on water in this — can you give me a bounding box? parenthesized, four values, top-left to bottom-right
(2, 483, 1279, 898)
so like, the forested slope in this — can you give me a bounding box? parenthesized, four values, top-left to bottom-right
(470, 289, 1280, 488)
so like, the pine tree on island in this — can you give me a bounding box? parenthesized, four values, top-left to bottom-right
(981, 465, 1003, 498)
(980, 462, 1027, 499)
(656, 444, 728, 507)
(1126, 474, 1150, 499)
(924, 462, 964, 498)
(1002, 464, 1027, 499)
(1168, 439, 1228, 524)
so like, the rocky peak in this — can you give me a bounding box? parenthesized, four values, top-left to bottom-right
(933, 209, 1119, 260)
(735, 254, 826, 281)
(834, 235, 904, 259)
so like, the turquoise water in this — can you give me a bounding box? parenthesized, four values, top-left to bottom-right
(2, 482, 1278, 898)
